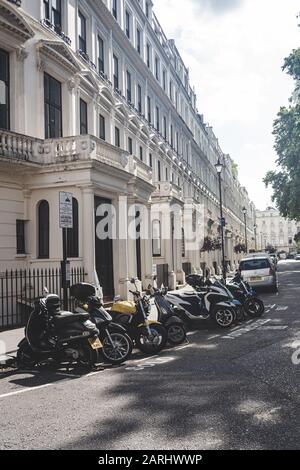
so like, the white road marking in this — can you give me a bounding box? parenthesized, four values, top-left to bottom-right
(260, 325, 288, 330)
(221, 319, 271, 339)
(276, 306, 288, 311)
(0, 383, 52, 399)
(208, 334, 220, 340)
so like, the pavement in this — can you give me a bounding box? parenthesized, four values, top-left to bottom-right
(0, 260, 299, 450)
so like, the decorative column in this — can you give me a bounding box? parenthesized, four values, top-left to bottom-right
(82, 186, 96, 284)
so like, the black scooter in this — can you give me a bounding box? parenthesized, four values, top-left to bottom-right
(17, 289, 101, 369)
(147, 286, 187, 345)
(70, 283, 133, 365)
(226, 272, 264, 318)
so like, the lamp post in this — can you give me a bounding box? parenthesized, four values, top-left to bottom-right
(215, 157, 226, 282)
(254, 224, 257, 251)
(242, 206, 248, 254)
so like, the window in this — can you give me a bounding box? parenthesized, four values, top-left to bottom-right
(16, 220, 25, 255)
(0, 49, 9, 130)
(113, 55, 119, 90)
(128, 136, 133, 154)
(125, 10, 131, 38)
(170, 124, 174, 148)
(155, 55, 160, 81)
(67, 198, 79, 258)
(80, 98, 88, 135)
(115, 126, 120, 147)
(44, 73, 62, 139)
(152, 220, 161, 257)
(139, 146, 143, 161)
(163, 116, 167, 139)
(157, 160, 161, 181)
(44, 0, 62, 30)
(38, 200, 49, 259)
(146, 43, 151, 68)
(99, 114, 105, 140)
(169, 81, 173, 101)
(149, 153, 152, 167)
(112, 0, 117, 20)
(182, 228, 185, 257)
(162, 69, 166, 91)
(146, 2, 150, 19)
(156, 106, 160, 131)
(78, 11, 87, 53)
(137, 84, 142, 113)
(98, 35, 105, 73)
(147, 96, 151, 123)
(165, 167, 168, 181)
(126, 70, 132, 103)
(136, 28, 141, 54)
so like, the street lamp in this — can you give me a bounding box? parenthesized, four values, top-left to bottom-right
(242, 206, 248, 254)
(215, 157, 226, 282)
(254, 224, 257, 251)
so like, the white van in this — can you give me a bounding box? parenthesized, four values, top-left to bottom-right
(239, 256, 278, 292)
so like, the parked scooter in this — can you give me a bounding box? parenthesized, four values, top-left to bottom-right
(110, 279, 168, 354)
(166, 276, 240, 328)
(186, 275, 245, 323)
(17, 288, 101, 369)
(226, 272, 264, 318)
(147, 285, 187, 345)
(70, 283, 133, 365)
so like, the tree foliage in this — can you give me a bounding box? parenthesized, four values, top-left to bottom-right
(264, 49, 300, 221)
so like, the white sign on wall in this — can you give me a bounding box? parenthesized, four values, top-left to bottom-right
(59, 192, 73, 229)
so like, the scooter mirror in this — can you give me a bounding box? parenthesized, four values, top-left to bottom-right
(43, 287, 49, 296)
(130, 278, 135, 284)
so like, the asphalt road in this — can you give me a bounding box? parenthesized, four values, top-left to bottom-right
(0, 260, 299, 450)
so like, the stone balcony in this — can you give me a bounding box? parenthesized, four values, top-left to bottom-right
(0, 130, 152, 184)
(152, 181, 183, 202)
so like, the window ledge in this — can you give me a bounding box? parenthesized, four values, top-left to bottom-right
(15, 254, 28, 259)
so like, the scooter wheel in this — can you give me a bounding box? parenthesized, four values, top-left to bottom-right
(136, 324, 168, 354)
(100, 332, 133, 365)
(167, 323, 187, 345)
(244, 298, 264, 317)
(211, 307, 235, 328)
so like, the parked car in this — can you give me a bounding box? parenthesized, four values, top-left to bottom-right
(239, 256, 278, 292)
(287, 253, 296, 260)
(278, 252, 287, 260)
(295, 254, 300, 261)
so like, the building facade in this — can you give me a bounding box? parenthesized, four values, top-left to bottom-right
(256, 207, 299, 252)
(0, 0, 255, 305)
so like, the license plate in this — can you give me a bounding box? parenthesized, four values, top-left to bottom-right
(88, 337, 102, 350)
(250, 276, 262, 281)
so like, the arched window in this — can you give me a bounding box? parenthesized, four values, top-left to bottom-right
(67, 198, 79, 258)
(152, 220, 161, 257)
(38, 200, 49, 259)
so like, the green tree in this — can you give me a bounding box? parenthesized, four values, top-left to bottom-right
(264, 49, 300, 221)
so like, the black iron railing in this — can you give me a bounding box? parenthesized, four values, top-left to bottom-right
(0, 267, 85, 331)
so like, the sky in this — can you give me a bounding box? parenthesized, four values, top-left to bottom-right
(154, 0, 300, 210)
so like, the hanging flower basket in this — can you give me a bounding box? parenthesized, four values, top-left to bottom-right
(212, 238, 222, 251)
(234, 243, 247, 254)
(201, 236, 214, 252)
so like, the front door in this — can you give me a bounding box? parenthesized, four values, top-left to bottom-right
(95, 196, 114, 300)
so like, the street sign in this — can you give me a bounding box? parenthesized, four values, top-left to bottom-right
(220, 217, 226, 228)
(59, 192, 73, 229)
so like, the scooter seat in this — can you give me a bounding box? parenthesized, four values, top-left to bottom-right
(53, 311, 90, 327)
